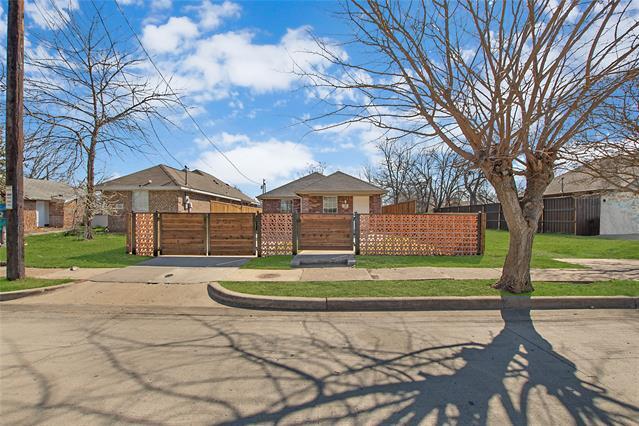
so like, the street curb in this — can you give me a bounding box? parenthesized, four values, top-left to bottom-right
(0, 281, 78, 302)
(207, 283, 639, 311)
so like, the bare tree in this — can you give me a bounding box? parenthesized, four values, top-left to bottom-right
(26, 6, 174, 239)
(375, 139, 416, 204)
(425, 148, 465, 210)
(307, 0, 639, 292)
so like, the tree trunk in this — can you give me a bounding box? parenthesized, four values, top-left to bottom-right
(489, 170, 548, 294)
(83, 148, 96, 240)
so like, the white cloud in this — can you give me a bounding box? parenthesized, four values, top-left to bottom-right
(142, 16, 199, 53)
(196, 0, 241, 30)
(25, 0, 79, 30)
(151, 0, 172, 10)
(146, 25, 341, 101)
(193, 136, 315, 186)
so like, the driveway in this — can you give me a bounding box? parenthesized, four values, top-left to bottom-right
(1, 305, 637, 424)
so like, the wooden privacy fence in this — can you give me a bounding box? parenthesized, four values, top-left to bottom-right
(437, 194, 601, 236)
(382, 200, 417, 214)
(127, 212, 257, 257)
(127, 212, 485, 257)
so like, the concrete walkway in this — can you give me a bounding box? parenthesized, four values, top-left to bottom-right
(4, 258, 636, 285)
(82, 258, 639, 283)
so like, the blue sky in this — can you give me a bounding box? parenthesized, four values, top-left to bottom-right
(1, 0, 382, 198)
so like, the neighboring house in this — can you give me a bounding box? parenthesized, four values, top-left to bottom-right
(24, 178, 82, 232)
(97, 164, 259, 232)
(545, 165, 638, 236)
(258, 171, 386, 214)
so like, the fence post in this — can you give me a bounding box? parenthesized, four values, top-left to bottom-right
(131, 212, 137, 255)
(497, 205, 501, 230)
(354, 213, 360, 255)
(153, 211, 159, 257)
(205, 213, 211, 256)
(125, 212, 131, 254)
(292, 213, 299, 255)
(256, 213, 262, 257)
(477, 212, 486, 255)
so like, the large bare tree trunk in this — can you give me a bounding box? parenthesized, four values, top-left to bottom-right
(489, 168, 550, 293)
(84, 147, 96, 240)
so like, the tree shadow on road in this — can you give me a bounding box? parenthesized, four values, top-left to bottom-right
(2, 305, 637, 425)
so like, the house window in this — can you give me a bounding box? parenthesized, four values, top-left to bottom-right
(280, 199, 293, 213)
(323, 196, 338, 214)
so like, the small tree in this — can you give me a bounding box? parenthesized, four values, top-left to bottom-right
(27, 6, 174, 239)
(307, 0, 639, 292)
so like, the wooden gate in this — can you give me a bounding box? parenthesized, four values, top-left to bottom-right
(160, 213, 207, 255)
(299, 214, 353, 251)
(209, 213, 256, 255)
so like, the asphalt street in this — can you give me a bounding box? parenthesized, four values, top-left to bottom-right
(1, 304, 638, 425)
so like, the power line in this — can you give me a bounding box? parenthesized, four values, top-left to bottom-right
(112, 0, 259, 185)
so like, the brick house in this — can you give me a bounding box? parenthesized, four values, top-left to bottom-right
(23, 178, 82, 233)
(258, 171, 385, 214)
(97, 164, 259, 232)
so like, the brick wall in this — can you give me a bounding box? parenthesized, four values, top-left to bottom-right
(150, 191, 179, 212)
(64, 200, 83, 229)
(49, 200, 65, 227)
(177, 191, 211, 213)
(338, 196, 353, 214)
(262, 198, 300, 213)
(105, 191, 132, 232)
(262, 199, 280, 213)
(369, 194, 382, 214)
(301, 195, 353, 214)
(301, 196, 322, 213)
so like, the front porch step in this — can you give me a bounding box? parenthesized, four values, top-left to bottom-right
(291, 253, 356, 268)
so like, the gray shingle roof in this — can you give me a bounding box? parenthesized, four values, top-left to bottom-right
(24, 178, 77, 201)
(257, 172, 326, 199)
(296, 172, 385, 195)
(96, 164, 257, 204)
(258, 171, 385, 199)
(544, 159, 638, 196)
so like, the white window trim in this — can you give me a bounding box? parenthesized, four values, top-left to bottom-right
(323, 196, 338, 214)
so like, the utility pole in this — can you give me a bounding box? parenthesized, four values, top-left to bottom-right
(5, 0, 25, 280)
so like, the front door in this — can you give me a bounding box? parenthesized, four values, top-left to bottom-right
(36, 201, 49, 227)
(353, 196, 370, 214)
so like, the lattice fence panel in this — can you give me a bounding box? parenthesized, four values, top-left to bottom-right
(359, 214, 479, 256)
(134, 213, 155, 256)
(260, 213, 293, 256)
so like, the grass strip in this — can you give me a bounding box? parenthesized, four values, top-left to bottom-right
(0, 278, 73, 293)
(220, 279, 639, 298)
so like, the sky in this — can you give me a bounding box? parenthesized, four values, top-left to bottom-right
(1, 0, 381, 199)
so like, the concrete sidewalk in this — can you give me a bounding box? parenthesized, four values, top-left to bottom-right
(84, 258, 639, 284)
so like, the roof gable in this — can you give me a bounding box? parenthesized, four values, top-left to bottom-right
(258, 172, 325, 199)
(295, 171, 385, 195)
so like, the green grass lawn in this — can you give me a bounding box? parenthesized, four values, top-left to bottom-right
(240, 230, 639, 270)
(221, 279, 639, 298)
(0, 277, 73, 293)
(0, 230, 149, 268)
